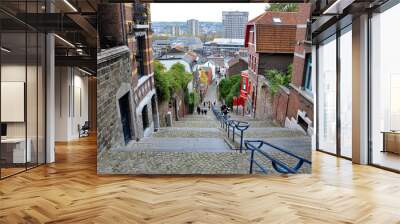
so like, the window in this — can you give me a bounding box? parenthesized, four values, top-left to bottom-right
(242, 78, 246, 91)
(370, 4, 400, 171)
(136, 35, 146, 77)
(273, 17, 282, 23)
(317, 35, 337, 155)
(0, 2, 46, 179)
(303, 54, 312, 92)
(339, 27, 352, 158)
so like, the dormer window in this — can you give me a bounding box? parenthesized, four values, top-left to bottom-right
(273, 17, 282, 23)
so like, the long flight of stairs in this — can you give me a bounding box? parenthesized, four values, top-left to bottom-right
(98, 112, 250, 174)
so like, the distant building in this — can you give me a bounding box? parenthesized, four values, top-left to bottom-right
(203, 38, 245, 57)
(170, 25, 181, 36)
(152, 36, 202, 58)
(170, 36, 203, 51)
(225, 55, 248, 77)
(152, 39, 171, 58)
(222, 11, 248, 39)
(187, 19, 200, 36)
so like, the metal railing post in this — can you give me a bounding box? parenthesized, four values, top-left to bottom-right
(227, 121, 230, 138)
(240, 130, 244, 153)
(249, 149, 255, 174)
(232, 127, 235, 142)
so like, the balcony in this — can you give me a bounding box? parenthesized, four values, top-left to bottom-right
(134, 3, 149, 25)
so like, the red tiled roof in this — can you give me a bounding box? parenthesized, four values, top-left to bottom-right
(255, 25, 297, 53)
(247, 11, 299, 26)
(244, 4, 311, 53)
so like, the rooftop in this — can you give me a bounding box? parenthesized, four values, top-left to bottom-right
(205, 38, 244, 46)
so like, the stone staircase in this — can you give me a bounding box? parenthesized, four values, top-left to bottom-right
(98, 79, 311, 175)
(98, 112, 250, 174)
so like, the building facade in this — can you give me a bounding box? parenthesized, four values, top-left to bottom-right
(97, 3, 159, 156)
(241, 5, 313, 135)
(203, 38, 245, 57)
(225, 56, 248, 77)
(170, 25, 181, 37)
(222, 11, 249, 39)
(187, 19, 200, 37)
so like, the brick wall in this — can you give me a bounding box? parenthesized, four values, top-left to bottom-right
(255, 76, 289, 126)
(97, 47, 133, 154)
(226, 60, 248, 77)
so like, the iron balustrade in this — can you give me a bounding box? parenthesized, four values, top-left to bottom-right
(233, 121, 250, 152)
(244, 140, 311, 174)
(211, 106, 250, 152)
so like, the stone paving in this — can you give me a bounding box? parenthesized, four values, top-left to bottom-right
(98, 150, 249, 174)
(115, 137, 231, 152)
(153, 127, 224, 138)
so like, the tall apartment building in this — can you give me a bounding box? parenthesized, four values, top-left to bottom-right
(170, 25, 181, 36)
(222, 11, 249, 39)
(187, 19, 200, 36)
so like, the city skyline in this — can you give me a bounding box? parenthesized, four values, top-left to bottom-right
(150, 3, 266, 22)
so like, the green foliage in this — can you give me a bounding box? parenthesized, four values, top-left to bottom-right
(226, 80, 241, 107)
(265, 64, 292, 96)
(188, 92, 200, 113)
(154, 60, 193, 103)
(218, 74, 241, 107)
(265, 3, 298, 12)
(154, 60, 170, 102)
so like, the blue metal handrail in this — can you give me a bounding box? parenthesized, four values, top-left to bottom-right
(233, 121, 249, 152)
(212, 105, 250, 152)
(245, 140, 311, 174)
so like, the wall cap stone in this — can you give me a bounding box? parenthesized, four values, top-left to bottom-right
(97, 46, 130, 65)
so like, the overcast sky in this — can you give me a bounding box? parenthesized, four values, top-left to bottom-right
(150, 3, 267, 22)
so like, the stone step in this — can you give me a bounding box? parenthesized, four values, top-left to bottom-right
(242, 136, 311, 161)
(174, 120, 219, 128)
(244, 127, 305, 138)
(222, 126, 306, 139)
(117, 137, 232, 152)
(180, 115, 216, 121)
(152, 127, 224, 138)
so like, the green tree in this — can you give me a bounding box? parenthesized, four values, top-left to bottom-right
(218, 74, 241, 107)
(154, 60, 171, 102)
(154, 60, 193, 104)
(265, 3, 298, 12)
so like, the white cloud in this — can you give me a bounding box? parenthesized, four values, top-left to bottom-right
(150, 3, 267, 22)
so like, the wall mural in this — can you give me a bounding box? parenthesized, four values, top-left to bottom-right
(96, 2, 313, 175)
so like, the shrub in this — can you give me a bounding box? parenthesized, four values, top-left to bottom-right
(265, 64, 292, 96)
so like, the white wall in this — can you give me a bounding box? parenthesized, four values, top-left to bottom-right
(55, 67, 89, 141)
